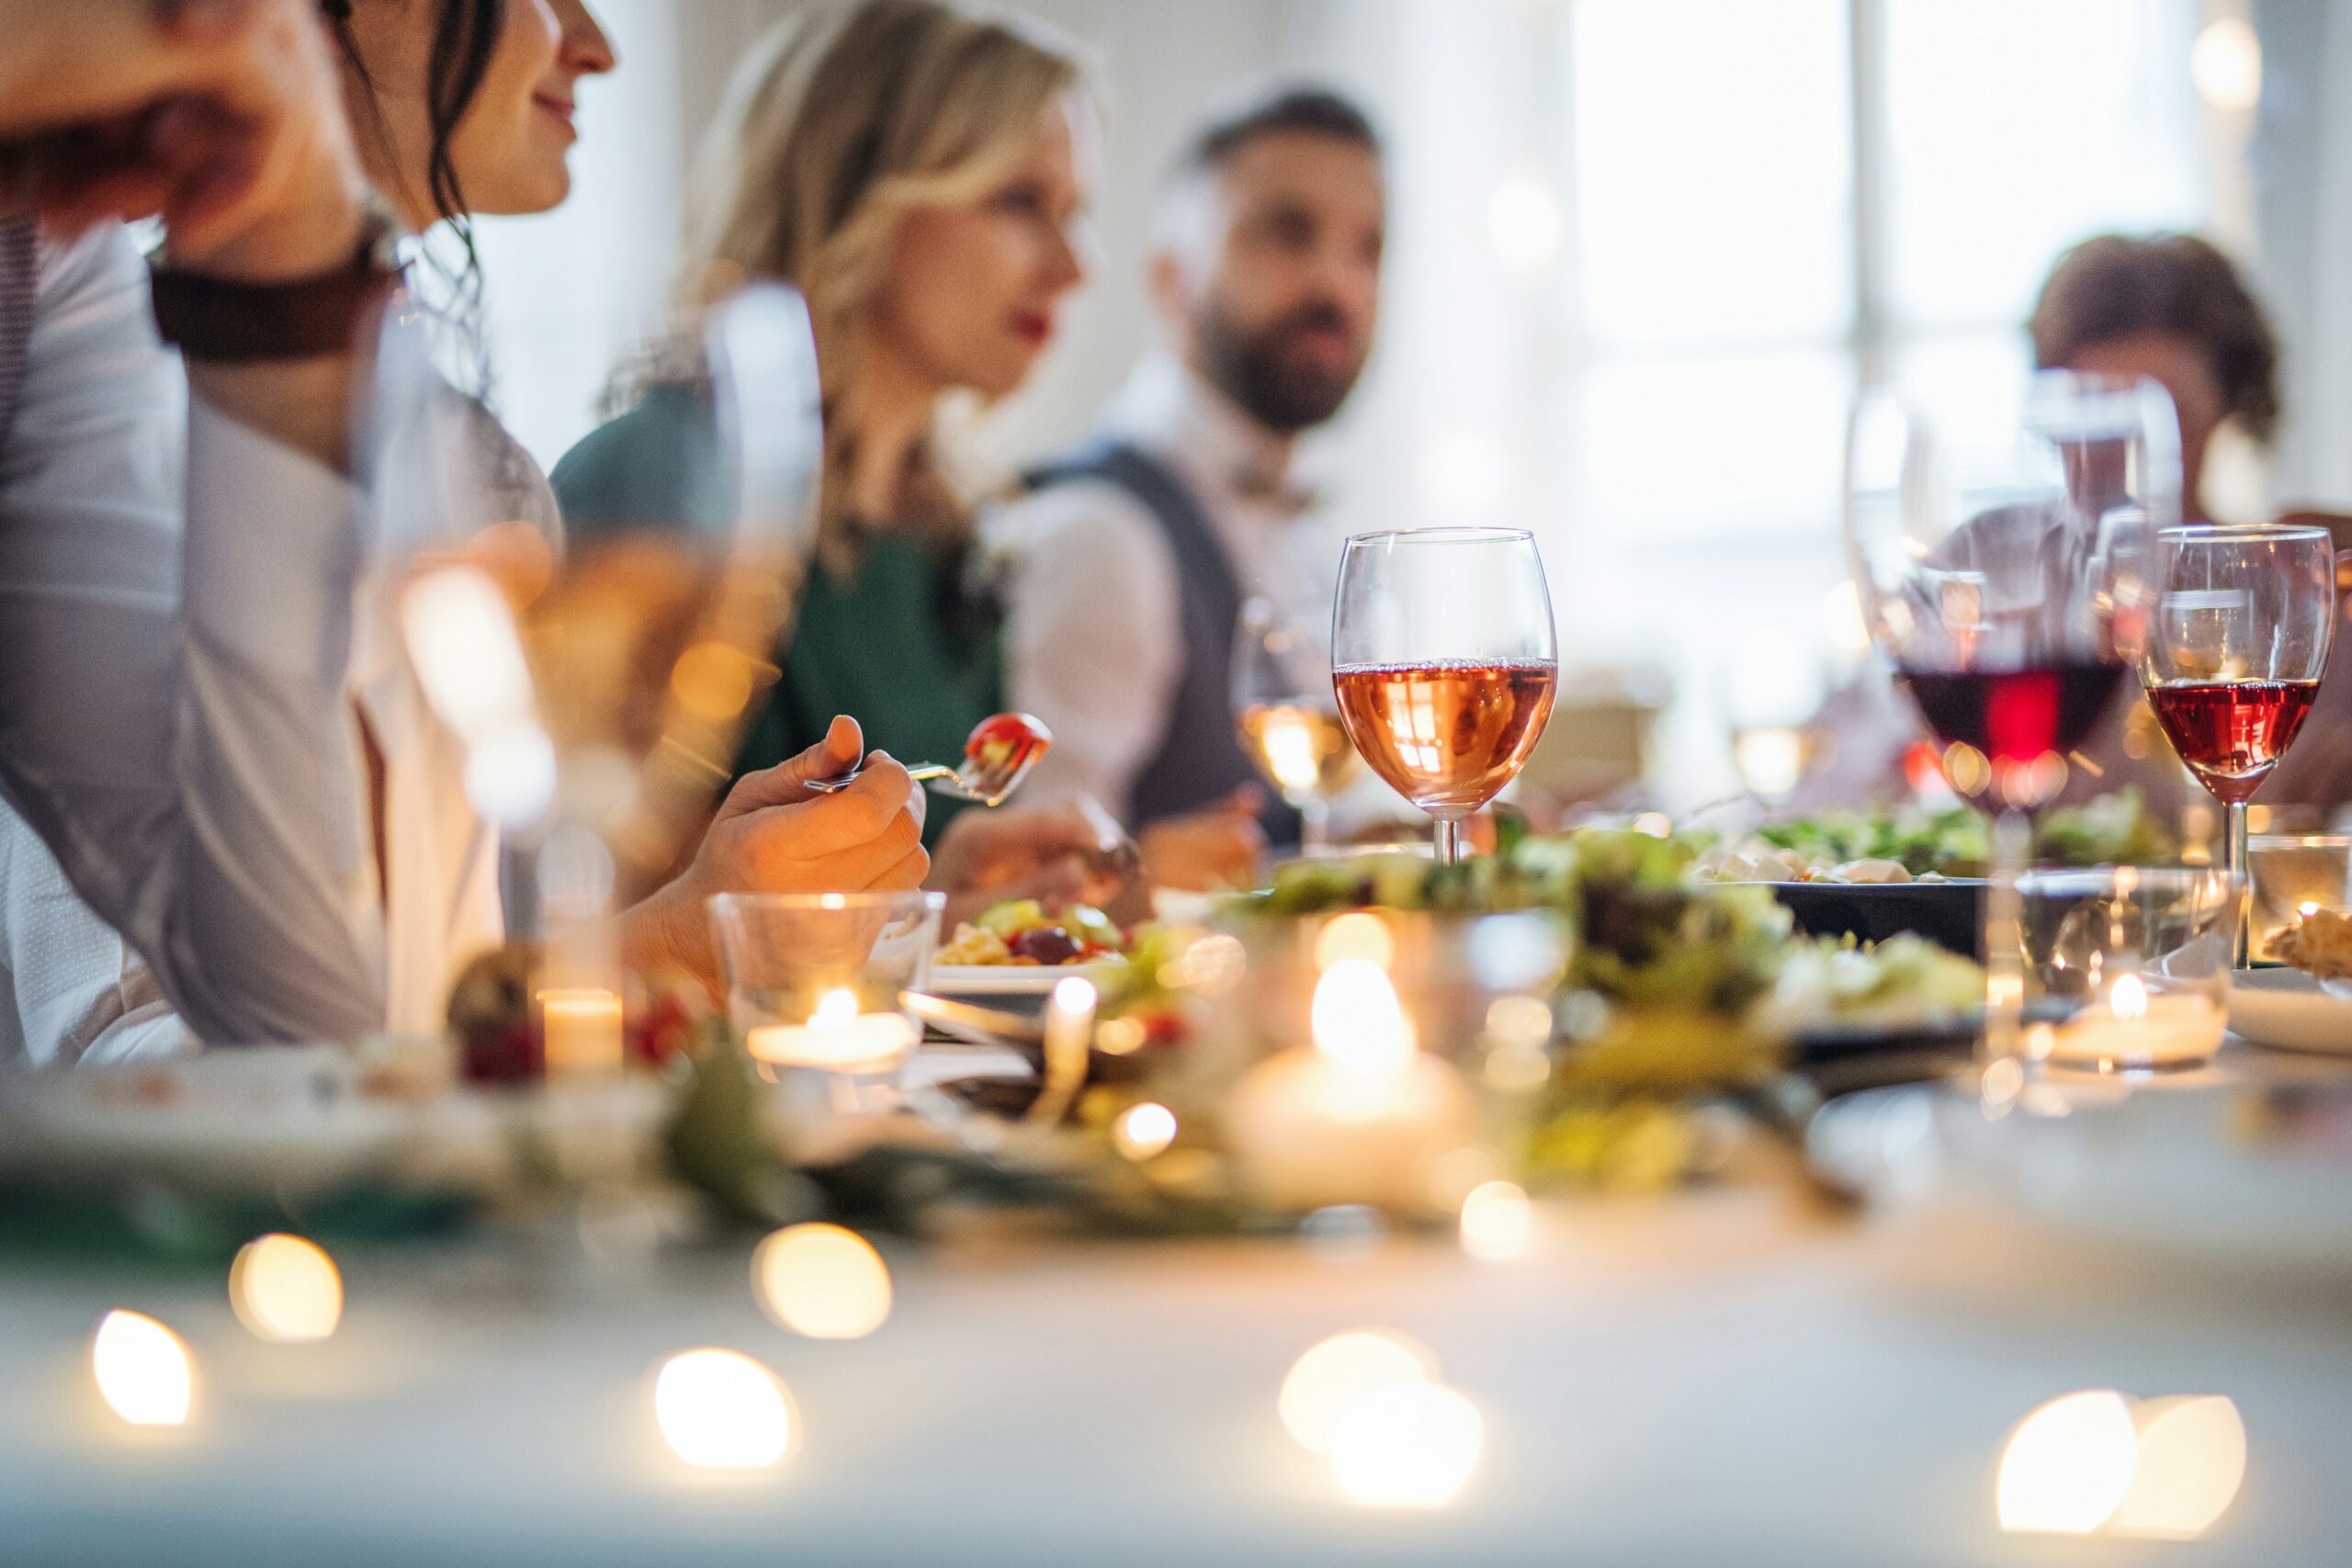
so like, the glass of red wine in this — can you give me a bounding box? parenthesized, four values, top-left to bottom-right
(1330, 527, 1559, 864)
(2140, 524, 2336, 964)
(1845, 371, 2176, 1061)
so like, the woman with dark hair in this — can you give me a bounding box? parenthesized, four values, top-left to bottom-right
(2030, 232, 2281, 526)
(0, 0, 939, 1062)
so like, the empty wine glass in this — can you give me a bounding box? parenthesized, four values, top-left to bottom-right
(1330, 528, 1559, 864)
(2139, 524, 2337, 964)
(375, 283, 822, 1061)
(1845, 371, 2175, 1062)
(1231, 596, 1363, 853)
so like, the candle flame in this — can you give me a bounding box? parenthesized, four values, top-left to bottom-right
(2300, 900, 2321, 917)
(2110, 973, 2148, 1021)
(811, 987, 859, 1028)
(1311, 959, 1414, 1076)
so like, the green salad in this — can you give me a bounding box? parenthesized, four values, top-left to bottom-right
(1747, 788, 2174, 879)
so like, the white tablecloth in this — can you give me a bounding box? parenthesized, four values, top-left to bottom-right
(3, 1175, 2347, 1567)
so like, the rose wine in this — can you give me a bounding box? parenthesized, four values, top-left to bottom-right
(1896, 662, 2128, 766)
(2147, 679, 2320, 804)
(1331, 659, 1557, 817)
(1235, 702, 1363, 804)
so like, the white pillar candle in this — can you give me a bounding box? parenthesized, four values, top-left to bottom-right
(540, 987, 624, 1077)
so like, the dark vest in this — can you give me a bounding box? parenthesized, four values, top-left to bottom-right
(0, 220, 37, 454)
(1023, 442, 1303, 847)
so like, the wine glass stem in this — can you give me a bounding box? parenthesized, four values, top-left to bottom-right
(1434, 817, 1464, 865)
(1981, 807, 2030, 1069)
(1299, 797, 1331, 854)
(2225, 798, 2251, 968)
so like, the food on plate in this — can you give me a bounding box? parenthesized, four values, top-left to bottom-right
(2273, 908, 2352, 981)
(1688, 789, 2175, 884)
(1751, 932, 1986, 1035)
(937, 899, 1125, 967)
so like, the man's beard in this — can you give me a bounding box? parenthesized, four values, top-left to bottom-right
(1197, 297, 1367, 434)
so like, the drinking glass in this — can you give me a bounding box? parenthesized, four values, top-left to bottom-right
(1330, 528, 1559, 864)
(1844, 372, 2176, 1062)
(1231, 596, 1363, 852)
(2138, 524, 2336, 964)
(375, 283, 822, 1055)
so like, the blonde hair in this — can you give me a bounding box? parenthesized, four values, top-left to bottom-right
(669, 0, 1084, 566)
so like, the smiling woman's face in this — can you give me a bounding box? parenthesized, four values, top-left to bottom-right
(340, 0, 616, 224)
(867, 92, 1096, 402)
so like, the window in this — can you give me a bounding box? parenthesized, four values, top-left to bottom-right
(1360, 0, 2211, 800)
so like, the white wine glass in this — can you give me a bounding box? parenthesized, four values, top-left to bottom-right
(1329, 528, 1559, 864)
(1231, 596, 1362, 853)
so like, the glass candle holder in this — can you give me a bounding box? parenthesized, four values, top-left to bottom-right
(707, 892, 944, 1142)
(2246, 834, 2352, 964)
(2014, 868, 2241, 1073)
(1172, 908, 1570, 1219)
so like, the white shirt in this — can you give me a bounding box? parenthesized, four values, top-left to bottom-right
(993, 357, 1342, 822)
(0, 224, 506, 1062)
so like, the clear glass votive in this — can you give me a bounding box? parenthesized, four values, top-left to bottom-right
(2246, 834, 2352, 964)
(1173, 908, 1570, 1219)
(2013, 868, 2241, 1073)
(707, 892, 944, 1137)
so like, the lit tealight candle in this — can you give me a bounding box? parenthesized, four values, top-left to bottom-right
(746, 987, 916, 1072)
(539, 987, 624, 1077)
(2045, 972, 2226, 1071)
(1225, 958, 1474, 1216)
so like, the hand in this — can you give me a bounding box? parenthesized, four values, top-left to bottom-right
(625, 716, 928, 986)
(0, 0, 365, 282)
(1138, 785, 1268, 892)
(932, 796, 1137, 921)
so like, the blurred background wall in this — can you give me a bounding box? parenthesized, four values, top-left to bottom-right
(474, 0, 2341, 805)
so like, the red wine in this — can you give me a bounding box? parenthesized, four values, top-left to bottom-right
(1897, 662, 2128, 765)
(2147, 680, 2320, 804)
(1332, 659, 1557, 816)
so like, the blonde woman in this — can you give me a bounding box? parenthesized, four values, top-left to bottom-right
(554, 0, 1092, 862)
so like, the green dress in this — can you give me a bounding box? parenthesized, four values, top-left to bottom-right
(550, 384, 1003, 845)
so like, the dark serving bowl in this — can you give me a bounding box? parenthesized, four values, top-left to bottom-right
(1761, 878, 1986, 960)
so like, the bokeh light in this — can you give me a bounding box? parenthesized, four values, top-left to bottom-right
(1327, 1381, 1485, 1509)
(1279, 1330, 1436, 1456)
(653, 1349, 795, 1470)
(229, 1234, 344, 1343)
(2120, 1396, 2245, 1539)
(92, 1310, 194, 1427)
(1315, 911, 1396, 972)
(753, 1224, 892, 1340)
(1997, 1390, 2138, 1534)
(1113, 1102, 1179, 1161)
(1457, 1180, 1535, 1261)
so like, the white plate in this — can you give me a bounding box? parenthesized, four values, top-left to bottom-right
(2228, 968, 2352, 1055)
(923, 960, 1124, 998)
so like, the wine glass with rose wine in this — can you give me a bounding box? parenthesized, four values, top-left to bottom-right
(2139, 524, 2335, 964)
(1232, 596, 1363, 852)
(373, 283, 821, 1066)
(1330, 528, 1559, 864)
(1845, 371, 2174, 1060)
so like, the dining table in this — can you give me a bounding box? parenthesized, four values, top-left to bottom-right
(5, 1035, 2352, 1567)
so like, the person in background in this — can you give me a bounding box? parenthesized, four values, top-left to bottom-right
(1792, 231, 2303, 822)
(990, 85, 1385, 888)
(554, 0, 1127, 913)
(0, 0, 932, 1063)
